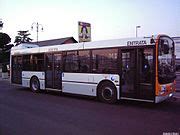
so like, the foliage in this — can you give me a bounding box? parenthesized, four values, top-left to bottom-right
(0, 32, 11, 49)
(0, 51, 9, 63)
(2, 63, 8, 72)
(0, 32, 13, 64)
(14, 30, 32, 45)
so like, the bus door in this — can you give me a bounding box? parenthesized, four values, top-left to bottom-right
(137, 48, 154, 100)
(12, 56, 22, 84)
(120, 48, 154, 101)
(46, 53, 62, 90)
(121, 50, 136, 98)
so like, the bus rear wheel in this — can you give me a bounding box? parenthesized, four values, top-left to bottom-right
(30, 77, 40, 93)
(98, 82, 117, 104)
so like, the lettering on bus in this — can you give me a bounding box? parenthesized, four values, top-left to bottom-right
(127, 40, 147, 46)
(13, 52, 20, 55)
(48, 48, 58, 52)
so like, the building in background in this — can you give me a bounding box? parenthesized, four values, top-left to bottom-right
(172, 37, 180, 65)
(31, 37, 77, 47)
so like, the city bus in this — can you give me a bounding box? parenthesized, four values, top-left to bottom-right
(10, 34, 176, 103)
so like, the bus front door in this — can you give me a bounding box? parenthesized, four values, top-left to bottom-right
(120, 49, 154, 101)
(46, 54, 62, 90)
(121, 50, 136, 99)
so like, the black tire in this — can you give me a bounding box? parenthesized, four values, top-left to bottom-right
(30, 77, 40, 93)
(98, 82, 117, 104)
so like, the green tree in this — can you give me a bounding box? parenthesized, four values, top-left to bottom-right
(0, 32, 11, 50)
(0, 32, 13, 64)
(14, 30, 32, 45)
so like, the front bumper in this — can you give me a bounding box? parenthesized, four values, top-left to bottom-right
(155, 92, 174, 103)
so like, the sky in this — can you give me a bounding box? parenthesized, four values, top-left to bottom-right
(0, 0, 180, 43)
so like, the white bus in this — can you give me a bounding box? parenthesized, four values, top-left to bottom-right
(10, 34, 176, 103)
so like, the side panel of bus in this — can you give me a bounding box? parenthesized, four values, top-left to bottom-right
(62, 73, 119, 97)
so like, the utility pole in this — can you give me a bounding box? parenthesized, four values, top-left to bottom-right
(31, 22, 43, 44)
(0, 19, 3, 30)
(136, 26, 141, 37)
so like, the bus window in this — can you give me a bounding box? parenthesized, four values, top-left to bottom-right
(22, 54, 44, 71)
(79, 50, 90, 73)
(23, 55, 31, 71)
(121, 50, 135, 92)
(33, 54, 44, 71)
(158, 37, 176, 84)
(64, 51, 79, 72)
(92, 49, 118, 73)
(138, 48, 154, 83)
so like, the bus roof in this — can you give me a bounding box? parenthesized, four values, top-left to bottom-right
(11, 36, 157, 55)
(12, 43, 39, 50)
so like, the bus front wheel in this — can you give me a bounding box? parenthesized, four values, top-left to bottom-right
(98, 82, 117, 104)
(30, 77, 40, 93)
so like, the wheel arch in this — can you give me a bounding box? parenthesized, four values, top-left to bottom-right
(97, 79, 117, 96)
(30, 75, 41, 92)
(30, 75, 39, 84)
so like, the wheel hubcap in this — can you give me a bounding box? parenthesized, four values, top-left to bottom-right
(102, 87, 113, 100)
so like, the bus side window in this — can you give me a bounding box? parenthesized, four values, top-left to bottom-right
(79, 50, 90, 73)
(32, 54, 44, 71)
(23, 55, 31, 71)
(64, 51, 79, 72)
(92, 49, 118, 74)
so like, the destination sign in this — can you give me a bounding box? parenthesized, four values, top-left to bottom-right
(127, 40, 147, 46)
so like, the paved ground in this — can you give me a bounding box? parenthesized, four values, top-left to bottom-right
(0, 79, 180, 135)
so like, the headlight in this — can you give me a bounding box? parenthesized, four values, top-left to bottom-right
(169, 93, 173, 97)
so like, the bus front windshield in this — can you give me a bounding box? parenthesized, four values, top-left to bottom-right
(158, 36, 176, 84)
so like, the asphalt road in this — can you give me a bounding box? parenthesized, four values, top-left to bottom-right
(0, 79, 180, 135)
